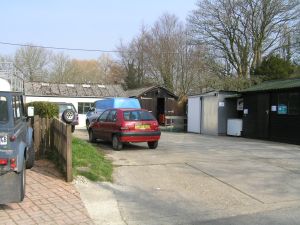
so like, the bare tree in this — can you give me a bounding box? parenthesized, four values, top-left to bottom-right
(14, 45, 51, 81)
(188, 0, 300, 78)
(49, 53, 73, 82)
(117, 26, 149, 89)
(146, 13, 216, 96)
(97, 54, 125, 84)
(118, 13, 215, 96)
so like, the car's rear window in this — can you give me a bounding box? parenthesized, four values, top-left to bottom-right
(0, 96, 8, 122)
(123, 110, 155, 121)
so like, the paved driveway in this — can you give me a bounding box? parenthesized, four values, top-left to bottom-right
(75, 130, 300, 225)
(0, 160, 93, 225)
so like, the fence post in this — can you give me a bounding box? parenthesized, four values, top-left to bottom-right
(50, 119, 54, 150)
(66, 124, 72, 182)
(33, 115, 40, 159)
(45, 118, 50, 151)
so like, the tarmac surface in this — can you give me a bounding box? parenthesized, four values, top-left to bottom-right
(75, 130, 300, 225)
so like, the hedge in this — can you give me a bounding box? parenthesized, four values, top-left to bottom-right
(26, 101, 59, 118)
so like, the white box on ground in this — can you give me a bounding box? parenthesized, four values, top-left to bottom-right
(227, 119, 243, 136)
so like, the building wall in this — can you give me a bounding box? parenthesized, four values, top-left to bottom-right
(269, 90, 300, 144)
(243, 89, 300, 145)
(201, 95, 218, 135)
(24, 96, 102, 128)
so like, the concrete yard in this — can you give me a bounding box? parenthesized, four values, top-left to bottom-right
(75, 130, 300, 225)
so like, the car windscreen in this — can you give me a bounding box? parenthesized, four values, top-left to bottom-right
(59, 104, 76, 113)
(123, 110, 155, 121)
(0, 97, 8, 123)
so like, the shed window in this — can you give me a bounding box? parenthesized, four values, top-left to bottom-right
(277, 92, 300, 116)
(78, 102, 93, 114)
(289, 93, 300, 115)
(277, 93, 288, 115)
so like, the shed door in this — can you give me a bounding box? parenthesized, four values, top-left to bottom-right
(187, 97, 201, 133)
(165, 98, 175, 116)
(257, 93, 270, 139)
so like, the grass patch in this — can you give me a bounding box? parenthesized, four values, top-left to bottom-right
(72, 137, 113, 182)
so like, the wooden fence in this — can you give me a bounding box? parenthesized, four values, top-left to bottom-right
(33, 116, 72, 182)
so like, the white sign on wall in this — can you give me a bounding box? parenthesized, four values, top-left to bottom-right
(237, 98, 243, 111)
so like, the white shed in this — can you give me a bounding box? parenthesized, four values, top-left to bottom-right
(188, 91, 242, 136)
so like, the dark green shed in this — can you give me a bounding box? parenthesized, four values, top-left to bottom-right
(242, 78, 300, 145)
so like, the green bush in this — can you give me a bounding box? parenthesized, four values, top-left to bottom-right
(254, 55, 296, 80)
(27, 101, 59, 118)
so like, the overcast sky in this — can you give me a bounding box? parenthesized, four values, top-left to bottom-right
(1, 1, 197, 59)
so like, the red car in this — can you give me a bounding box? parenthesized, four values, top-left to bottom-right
(88, 108, 161, 150)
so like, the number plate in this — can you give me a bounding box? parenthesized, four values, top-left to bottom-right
(0, 136, 8, 145)
(135, 124, 150, 129)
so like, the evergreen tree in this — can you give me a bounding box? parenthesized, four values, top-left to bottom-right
(254, 55, 295, 80)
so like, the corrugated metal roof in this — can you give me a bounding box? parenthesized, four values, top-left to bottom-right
(24, 82, 126, 97)
(242, 78, 300, 92)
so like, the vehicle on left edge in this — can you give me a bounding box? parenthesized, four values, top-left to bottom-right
(0, 78, 35, 204)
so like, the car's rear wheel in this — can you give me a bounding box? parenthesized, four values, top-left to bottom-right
(26, 146, 35, 169)
(148, 141, 158, 149)
(89, 129, 96, 143)
(112, 135, 123, 151)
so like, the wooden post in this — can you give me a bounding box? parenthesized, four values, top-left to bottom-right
(46, 118, 50, 151)
(66, 124, 72, 182)
(50, 118, 54, 150)
(33, 115, 40, 159)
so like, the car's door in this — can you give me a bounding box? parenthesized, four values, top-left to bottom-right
(12, 95, 27, 146)
(94, 110, 110, 140)
(105, 110, 118, 141)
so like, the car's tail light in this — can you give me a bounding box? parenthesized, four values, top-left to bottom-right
(0, 158, 8, 165)
(152, 122, 159, 130)
(9, 135, 17, 142)
(10, 158, 16, 169)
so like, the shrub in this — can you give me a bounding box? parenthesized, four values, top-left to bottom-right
(27, 101, 58, 118)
